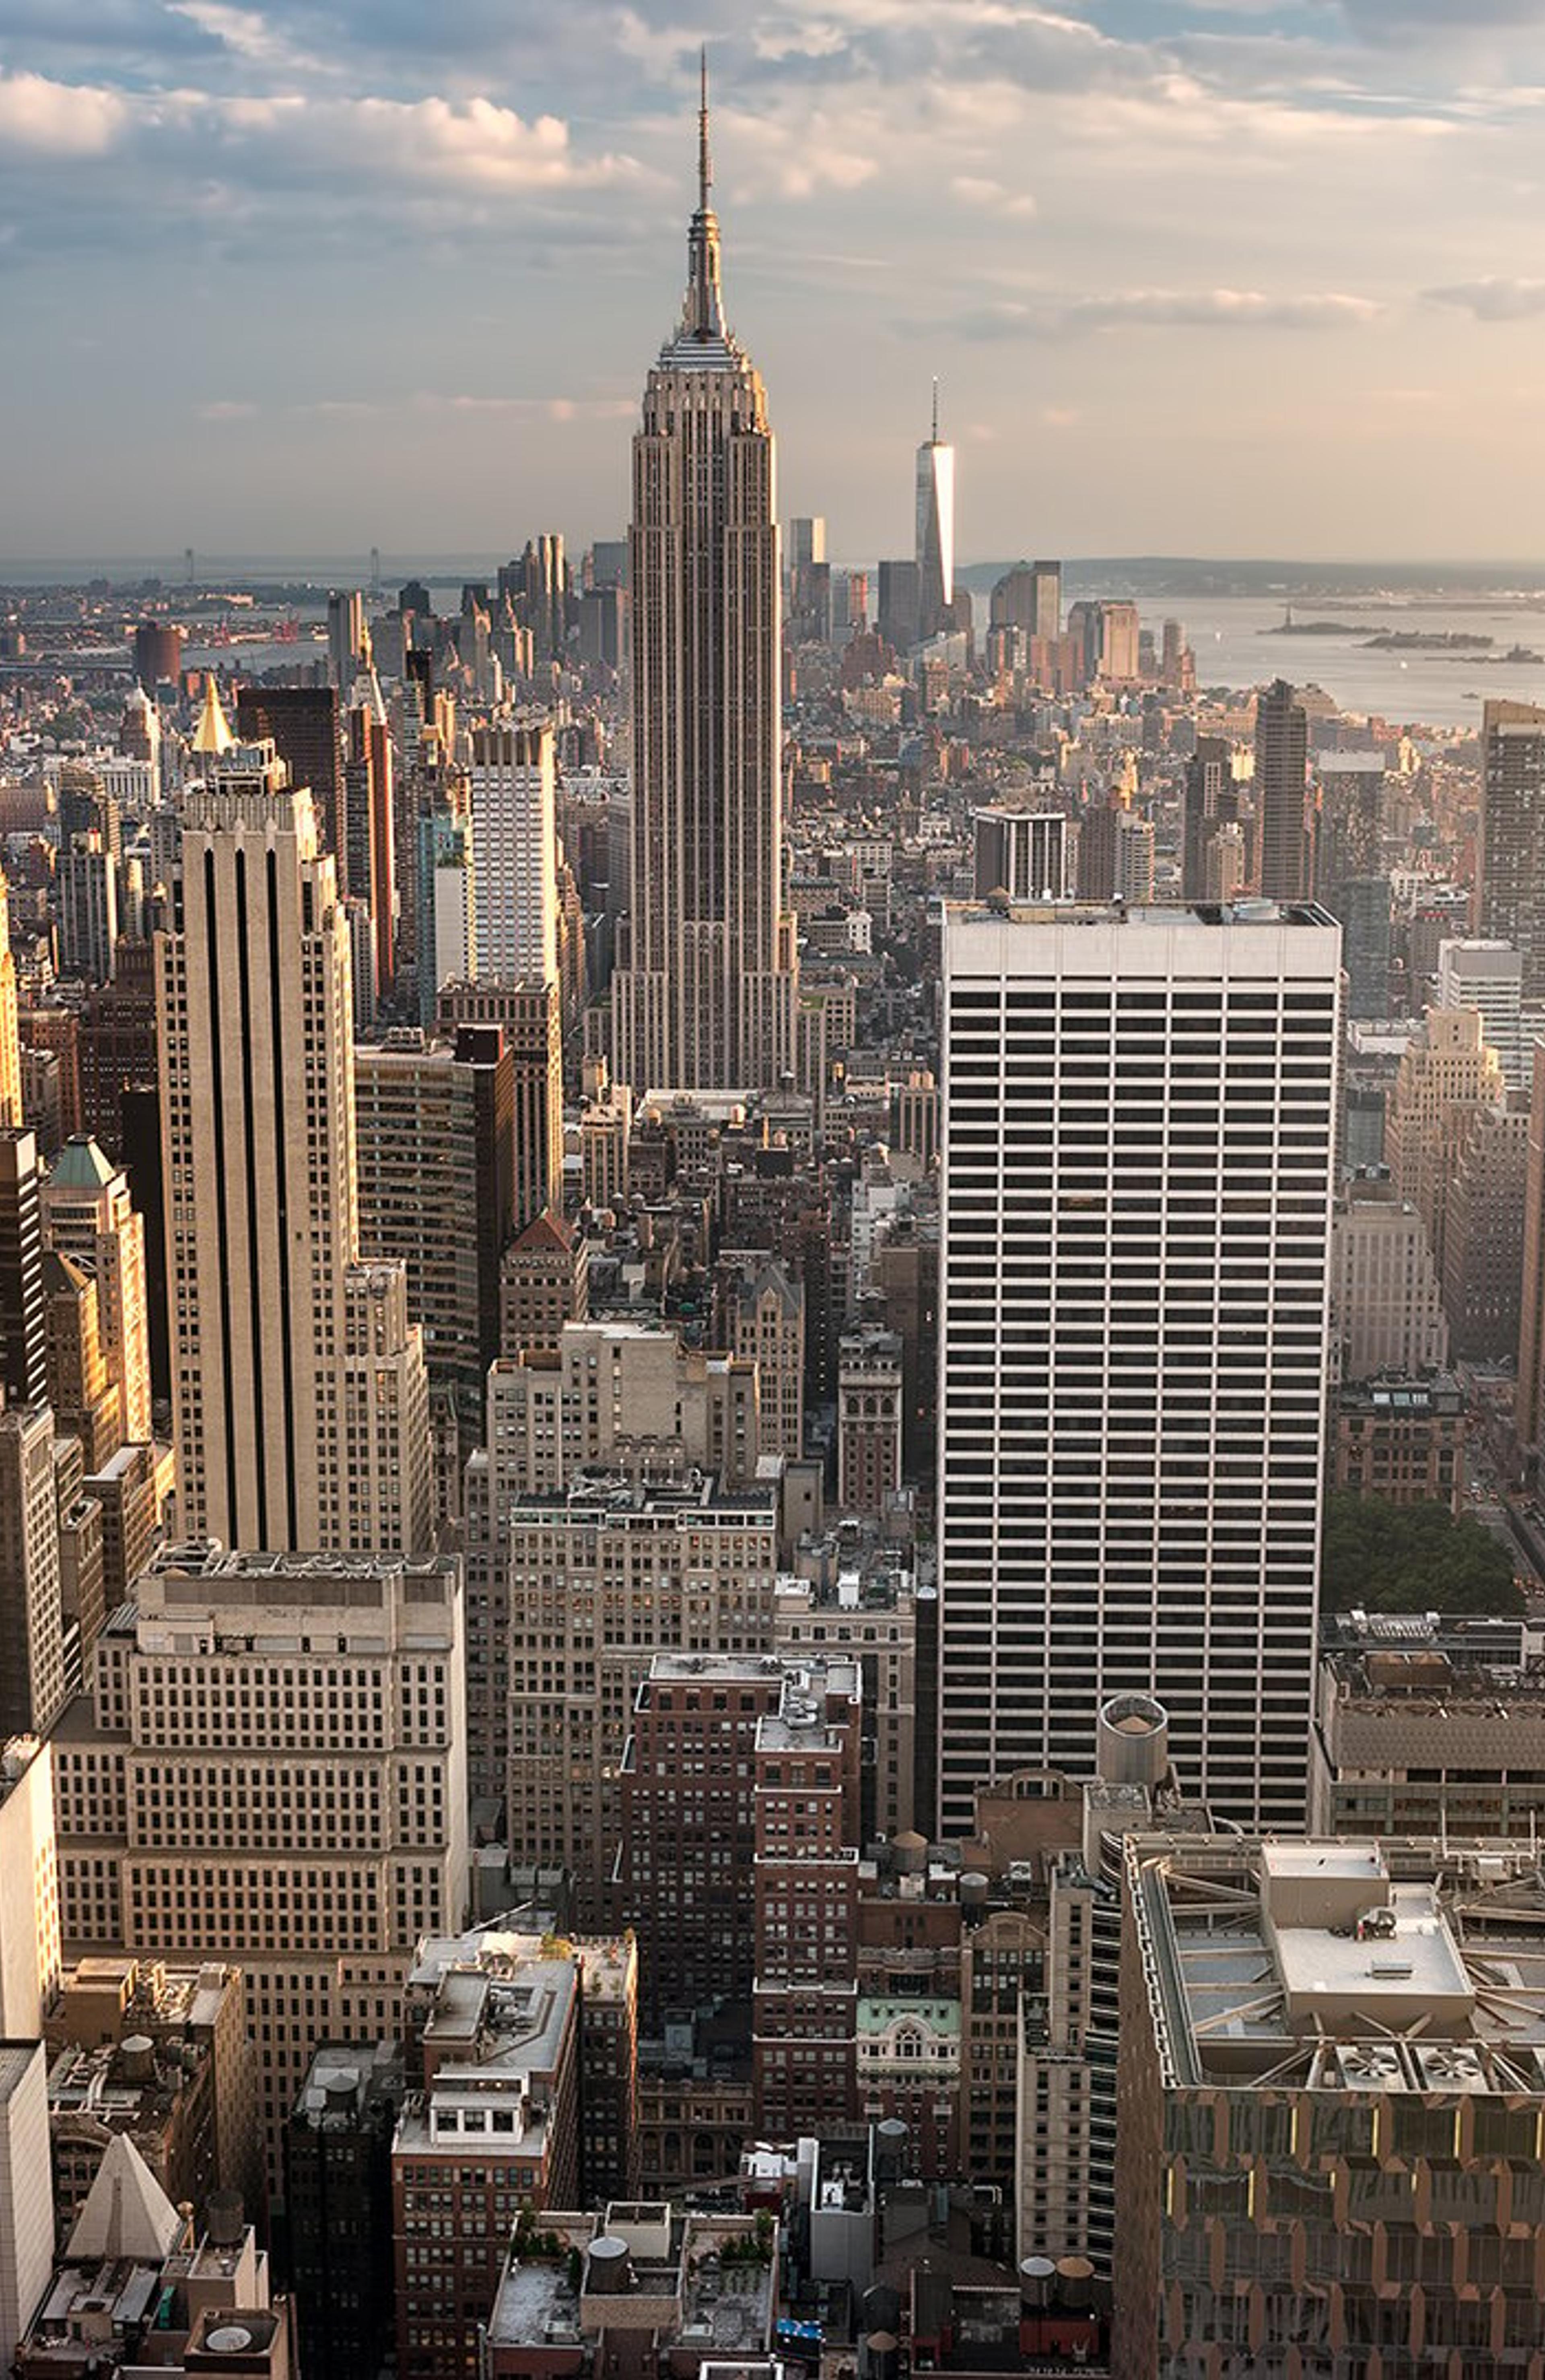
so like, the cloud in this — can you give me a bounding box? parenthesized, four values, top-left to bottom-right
(0, 67, 125, 153)
(196, 398, 258, 419)
(1426, 275, 1545, 319)
(942, 286, 1386, 338)
(163, 2, 316, 70)
(1339, 0, 1545, 31)
(949, 174, 1037, 217)
(327, 94, 640, 192)
(414, 392, 638, 421)
(720, 102, 879, 196)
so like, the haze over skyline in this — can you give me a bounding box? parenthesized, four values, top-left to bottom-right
(3, 0, 1544, 563)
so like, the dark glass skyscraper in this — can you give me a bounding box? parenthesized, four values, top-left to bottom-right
(1480, 699, 1545, 997)
(1255, 677, 1310, 902)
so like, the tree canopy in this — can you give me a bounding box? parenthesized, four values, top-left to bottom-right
(1321, 1491, 1524, 1618)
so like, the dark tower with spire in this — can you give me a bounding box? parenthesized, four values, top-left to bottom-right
(610, 59, 796, 1091)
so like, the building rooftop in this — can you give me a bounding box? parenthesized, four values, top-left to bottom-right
(421, 1959, 574, 2073)
(0, 2040, 39, 2104)
(485, 2227, 591, 2347)
(857, 1997, 960, 2037)
(66, 2131, 184, 2262)
(509, 1471, 778, 1523)
(46, 1136, 117, 1192)
(1338, 1372, 1464, 1415)
(947, 897, 1337, 932)
(1127, 1832, 1545, 2096)
(291, 2039, 402, 2132)
(1319, 1610, 1545, 1714)
(0, 1733, 44, 1811)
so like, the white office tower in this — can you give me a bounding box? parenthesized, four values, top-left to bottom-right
(156, 681, 431, 1553)
(469, 722, 557, 986)
(1436, 938, 1526, 1090)
(937, 900, 1340, 1834)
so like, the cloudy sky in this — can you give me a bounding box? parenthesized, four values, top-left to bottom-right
(2, 0, 1543, 564)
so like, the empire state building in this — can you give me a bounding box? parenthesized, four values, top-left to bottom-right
(611, 66, 796, 1091)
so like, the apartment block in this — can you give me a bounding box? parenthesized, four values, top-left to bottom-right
(836, 1327, 903, 1514)
(284, 2042, 403, 2380)
(50, 1545, 468, 2187)
(393, 1932, 581, 2380)
(505, 1474, 778, 1905)
(499, 1210, 588, 1359)
(1312, 1610, 1545, 1838)
(464, 1324, 762, 1811)
(46, 1953, 258, 2240)
(1333, 1373, 1467, 1509)
(1386, 1008, 1506, 1283)
(751, 1657, 864, 2141)
(1331, 1170, 1448, 1383)
(354, 1026, 515, 1423)
(773, 1537, 921, 1840)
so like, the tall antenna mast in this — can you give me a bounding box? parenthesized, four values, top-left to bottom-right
(699, 46, 712, 212)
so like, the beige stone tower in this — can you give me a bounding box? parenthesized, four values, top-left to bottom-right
(612, 61, 796, 1090)
(157, 681, 430, 1553)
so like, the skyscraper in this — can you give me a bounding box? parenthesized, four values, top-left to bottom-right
(937, 899, 1339, 1835)
(343, 659, 396, 1000)
(520, 533, 568, 665)
(1480, 700, 1545, 997)
(1436, 939, 1526, 1088)
(156, 682, 430, 1553)
(0, 2043, 52, 2378)
(1518, 1043, 1545, 1462)
(973, 808, 1070, 902)
(989, 561, 1060, 641)
(354, 1025, 515, 1432)
(0, 875, 19, 1134)
(1255, 677, 1311, 901)
(42, 1135, 152, 1450)
(469, 723, 557, 986)
(326, 588, 365, 692)
(437, 976, 562, 1231)
(876, 558, 921, 655)
(0, 1404, 64, 1743)
(0, 1133, 45, 1411)
(1180, 737, 1238, 902)
(610, 64, 796, 1090)
(236, 685, 344, 876)
(788, 516, 825, 579)
(915, 382, 955, 642)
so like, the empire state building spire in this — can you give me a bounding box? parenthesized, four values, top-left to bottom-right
(683, 48, 727, 344)
(612, 61, 797, 1091)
